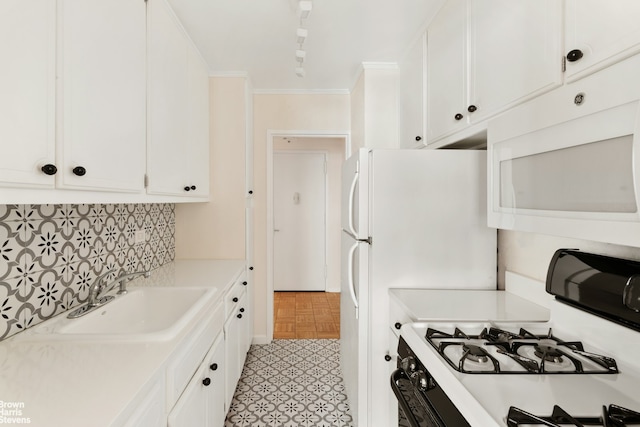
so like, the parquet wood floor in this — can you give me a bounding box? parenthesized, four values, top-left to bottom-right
(273, 291, 341, 339)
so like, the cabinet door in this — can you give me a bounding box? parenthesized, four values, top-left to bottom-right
(0, 0, 56, 188)
(426, 0, 468, 142)
(147, 0, 209, 198)
(185, 43, 210, 197)
(206, 335, 226, 426)
(167, 362, 208, 427)
(565, 0, 640, 81)
(60, 0, 146, 192)
(224, 314, 241, 409)
(238, 292, 251, 357)
(470, 0, 562, 121)
(398, 32, 426, 148)
(147, 0, 189, 196)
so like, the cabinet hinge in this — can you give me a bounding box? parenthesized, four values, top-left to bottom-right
(144, 174, 149, 188)
(561, 56, 566, 73)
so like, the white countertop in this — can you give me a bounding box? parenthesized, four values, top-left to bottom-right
(0, 259, 245, 427)
(389, 288, 550, 322)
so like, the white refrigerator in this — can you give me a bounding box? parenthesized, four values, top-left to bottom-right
(340, 149, 496, 427)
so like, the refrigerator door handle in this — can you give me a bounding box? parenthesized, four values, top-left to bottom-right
(347, 241, 359, 319)
(347, 169, 359, 237)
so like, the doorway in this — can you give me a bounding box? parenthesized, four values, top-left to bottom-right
(273, 151, 326, 291)
(266, 131, 350, 342)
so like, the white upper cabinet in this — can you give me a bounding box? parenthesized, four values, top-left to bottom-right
(426, 0, 468, 143)
(186, 43, 211, 197)
(0, 1, 56, 188)
(398, 33, 427, 148)
(59, 0, 147, 192)
(426, 0, 562, 145)
(469, 1, 562, 122)
(564, 0, 640, 82)
(147, 0, 210, 198)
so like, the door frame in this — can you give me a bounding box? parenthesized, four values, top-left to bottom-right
(266, 130, 351, 342)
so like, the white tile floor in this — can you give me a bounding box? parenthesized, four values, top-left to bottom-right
(225, 339, 354, 427)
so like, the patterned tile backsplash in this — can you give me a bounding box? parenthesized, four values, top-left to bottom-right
(0, 203, 175, 341)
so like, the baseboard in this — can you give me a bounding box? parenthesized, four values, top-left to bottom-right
(251, 334, 271, 345)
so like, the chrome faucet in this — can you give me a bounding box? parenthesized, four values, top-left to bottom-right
(88, 270, 151, 306)
(68, 269, 151, 318)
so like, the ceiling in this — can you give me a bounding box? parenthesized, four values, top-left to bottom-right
(166, 0, 445, 92)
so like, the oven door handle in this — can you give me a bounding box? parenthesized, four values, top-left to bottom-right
(390, 369, 423, 427)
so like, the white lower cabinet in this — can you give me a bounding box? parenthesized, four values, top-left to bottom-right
(117, 375, 166, 427)
(168, 333, 225, 427)
(224, 281, 250, 409)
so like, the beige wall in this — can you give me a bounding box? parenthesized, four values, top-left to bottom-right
(498, 230, 640, 288)
(253, 93, 350, 341)
(175, 76, 247, 259)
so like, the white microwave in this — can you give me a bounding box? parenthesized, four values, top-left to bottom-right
(488, 53, 640, 247)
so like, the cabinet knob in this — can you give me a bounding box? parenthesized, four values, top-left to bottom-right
(232, 297, 238, 303)
(237, 313, 243, 319)
(249, 266, 254, 271)
(41, 164, 58, 176)
(239, 307, 245, 313)
(190, 185, 196, 190)
(384, 354, 392, 362)
(72, 166, 86, 176)
(202, 378, 211, 386)
(210, 363, 218, 371)
(184, 186, 191, 192)
(467, 105, 477, 113)
(394, 322, 402, 330)
(415, 136, 422, 142)
(566, 49, 584, 62)
(242, 281, 247, 286)
(248, 190, 253, 195)
(454, 113, 464, 121)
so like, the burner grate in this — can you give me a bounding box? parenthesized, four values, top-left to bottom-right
(424, 326, 619, 375)
(507, 404, 640, 426)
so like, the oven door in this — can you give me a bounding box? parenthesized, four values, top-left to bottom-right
(390, 368, 443, 427)
(391, 338, 471, 427)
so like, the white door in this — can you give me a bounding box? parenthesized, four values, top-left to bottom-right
(274, 152, 326, 291)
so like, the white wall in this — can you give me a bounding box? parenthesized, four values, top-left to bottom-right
(498, 230, 640, 288)
(349, 65, 399, 154)
(175, 76, 247, 259)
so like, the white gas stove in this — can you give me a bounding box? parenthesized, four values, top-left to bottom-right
(393, 250, 640, 427)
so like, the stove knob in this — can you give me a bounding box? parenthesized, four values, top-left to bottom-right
(401, 356, 417, 373)
(411, 370, 431, 392)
